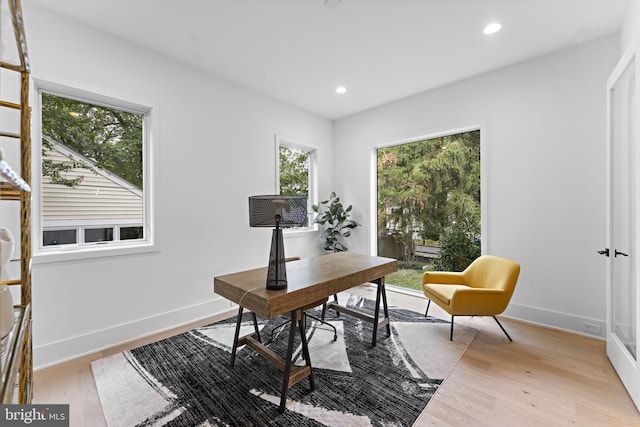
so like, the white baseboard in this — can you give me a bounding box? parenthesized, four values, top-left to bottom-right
(505, 303, 606, 340)
(34, 298, 235, 370)
(34, 296, 607, 370)
(385, 285, 607, 340)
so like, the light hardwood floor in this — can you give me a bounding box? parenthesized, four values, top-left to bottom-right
(33, 287, 640, 426)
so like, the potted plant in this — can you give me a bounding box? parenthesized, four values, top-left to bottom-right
(312, 192, 361, 252)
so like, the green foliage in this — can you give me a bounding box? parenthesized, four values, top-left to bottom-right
(434, 220, 481, 272)
(279, 146, 309, 195)
(312, 192, 360, 252)
(377, 130, 480, 262)
(41, 93, 143, 188)
(41, 137, 83, 187)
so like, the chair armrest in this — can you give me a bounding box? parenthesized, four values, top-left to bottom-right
(423, 271, 464, 285)
(450, 288, 510, 315)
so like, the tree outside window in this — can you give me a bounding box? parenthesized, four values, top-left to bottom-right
(279, 145, 309, 196)
(278, 143, 313, 227)
(377, 130, 481, 289)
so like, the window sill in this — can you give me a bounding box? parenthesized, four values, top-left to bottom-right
(32, 240, 159, 264)
(283, 227, 317, 238)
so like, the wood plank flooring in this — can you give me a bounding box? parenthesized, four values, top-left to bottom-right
(33, 286, 640, 426)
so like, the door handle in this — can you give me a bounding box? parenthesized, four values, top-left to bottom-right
(615, 249, 629, 257)
(598, 248, 610, 257)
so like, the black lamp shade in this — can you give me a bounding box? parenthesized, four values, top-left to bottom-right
(248, 195, 308, 228)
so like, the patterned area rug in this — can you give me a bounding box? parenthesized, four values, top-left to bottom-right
(91, 295, 477, 426)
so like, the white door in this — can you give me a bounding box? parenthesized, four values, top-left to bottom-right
(606, 46, 640, 410)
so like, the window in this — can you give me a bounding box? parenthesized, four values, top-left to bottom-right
(276, 136, 316, 228)
(377, 129, 481, 291)
(43, 229, 77, 246)
(84, 228, 114, 243)
(35, 82, 156, 260)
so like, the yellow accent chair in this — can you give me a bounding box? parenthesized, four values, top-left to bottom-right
(423, 255, 520, 341)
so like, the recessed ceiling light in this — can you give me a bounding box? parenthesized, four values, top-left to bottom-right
(336, 86, 346, 94)
(483, 22, 502, 35)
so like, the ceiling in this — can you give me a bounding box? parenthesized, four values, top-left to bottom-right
(26, 0, 630, 120)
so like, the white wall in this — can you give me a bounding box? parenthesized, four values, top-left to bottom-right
(333, 35, 620, 338)
(622, 0, 640, 54)
(23, 4, 332, 369)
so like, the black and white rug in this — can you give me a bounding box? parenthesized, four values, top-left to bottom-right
(91, 295, 477, 426)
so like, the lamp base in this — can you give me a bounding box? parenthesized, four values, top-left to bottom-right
(266, 280, 287, 291)
(266, 228, 287, 290)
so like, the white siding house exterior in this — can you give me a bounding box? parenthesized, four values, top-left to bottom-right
(42, 136, 142, 244)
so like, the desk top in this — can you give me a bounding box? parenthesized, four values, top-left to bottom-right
(213, 252, 397, 318)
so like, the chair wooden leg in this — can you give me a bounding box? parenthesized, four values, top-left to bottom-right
(425, 300, 431, 317)
(493, 316, 513, 341)
(450, 315, 454, 341)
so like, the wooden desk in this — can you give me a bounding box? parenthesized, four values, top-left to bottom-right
(213, 252, 397, 412)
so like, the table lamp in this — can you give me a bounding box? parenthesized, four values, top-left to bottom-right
(249, 195, 307, 290)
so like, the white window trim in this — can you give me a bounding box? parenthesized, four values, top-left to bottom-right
(31, 79, 160, 264)
(275, 134, 318, 234)
(43, 223, 143, 245)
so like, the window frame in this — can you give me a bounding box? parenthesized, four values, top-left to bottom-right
(32, 80, 159, 263)
(275, 135, 317, 233)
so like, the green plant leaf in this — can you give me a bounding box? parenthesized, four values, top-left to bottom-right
(313, 192, 361, 252)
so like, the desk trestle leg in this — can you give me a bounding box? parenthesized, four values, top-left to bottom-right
(278, 309, 315, 412)
(372, 277, 391, 345)
(229, 307, 314, 413)
(230, 307, 261, 368)
(324, 277, 391, 346)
